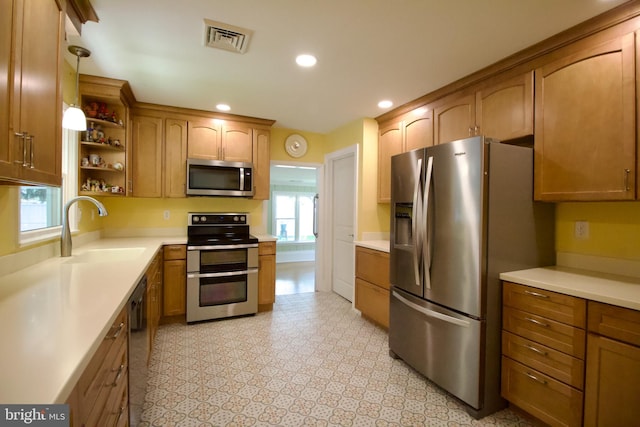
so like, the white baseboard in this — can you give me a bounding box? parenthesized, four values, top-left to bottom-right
(277, 250, 315, 263)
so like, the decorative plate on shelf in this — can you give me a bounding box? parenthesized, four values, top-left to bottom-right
(284, 134, 308, 158)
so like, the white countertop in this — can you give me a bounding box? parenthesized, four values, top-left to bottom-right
(500, 266, 640, 311)
(0, 237, 184, 404)
(354, 240, 390, 253)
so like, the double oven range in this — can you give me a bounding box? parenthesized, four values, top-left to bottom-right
(186, 212, 259, 322)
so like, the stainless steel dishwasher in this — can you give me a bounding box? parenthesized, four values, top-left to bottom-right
(128, 276, 148, 427)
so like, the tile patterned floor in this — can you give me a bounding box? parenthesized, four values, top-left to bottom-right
(141, 292, 534, 426)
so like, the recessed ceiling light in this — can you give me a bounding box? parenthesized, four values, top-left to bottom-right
(296, 54, 317, 67)
(216, 103, 231, 111)
(378, 100, 393, 109)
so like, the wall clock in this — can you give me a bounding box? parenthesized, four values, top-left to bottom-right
(284, 134, 308, 158)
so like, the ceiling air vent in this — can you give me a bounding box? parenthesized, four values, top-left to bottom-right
(204, 19, 253, 54)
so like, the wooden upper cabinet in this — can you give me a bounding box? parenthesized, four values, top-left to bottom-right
(252, 127, 270, 200)
(476, 71, 533, 141)
(377, 121, 403, 203)
(222, 124, 253, 163)
(534, 33, 636, 201)
(0, 0, 63, 185)
(164, 118, 187, 198)
(433, 92, 475, 146)
(187, 120, 253, 163)
(130, 115, 163, 197)
(403, 109, 434, 152)
(187, 119, 221, 160)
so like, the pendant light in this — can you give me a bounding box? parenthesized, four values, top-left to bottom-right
(62, 45, 91, 131)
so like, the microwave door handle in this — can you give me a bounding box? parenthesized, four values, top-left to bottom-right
(239, 167, 245, 191)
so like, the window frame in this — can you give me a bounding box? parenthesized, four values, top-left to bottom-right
(271, 190, 316, 243)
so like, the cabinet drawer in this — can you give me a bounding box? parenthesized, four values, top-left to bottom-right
(259, 241, 276, 256)
(588, 301, 640, 347)
(502, 356, 583, 427)
(503, 307, 586, 359)
(85, 338, 127, 427)
(355, 246, 390, 290)
(77, 308, 127, 413)
(355, 278, 389, 328)
(502, 331, 584, 389)
(503, 282, 586, 327)
(163, 244, 186, 260)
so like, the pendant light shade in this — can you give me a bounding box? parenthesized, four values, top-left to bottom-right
(62, 106, 87, 130)
(62, 45, 91, 131)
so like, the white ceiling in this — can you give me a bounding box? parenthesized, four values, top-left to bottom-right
(68, 0, 629, 134)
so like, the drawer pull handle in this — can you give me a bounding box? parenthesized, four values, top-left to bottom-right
(110, 364, 126, 387)
(525, 317, 549, 328)
(107, 322, 125, 339)
(524, 290, 549, 299)
(525, 371, 547, 385)
(525, 344, 547, 356)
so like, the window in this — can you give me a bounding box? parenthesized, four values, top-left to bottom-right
(20, 187, 61, 231)
(19, 105, 78, 244)
(272, 191, 315, 242)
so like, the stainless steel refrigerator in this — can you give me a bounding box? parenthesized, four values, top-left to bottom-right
(389, 136, 555, 418)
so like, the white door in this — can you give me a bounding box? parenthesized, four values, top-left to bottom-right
(331, 153, 356, 301)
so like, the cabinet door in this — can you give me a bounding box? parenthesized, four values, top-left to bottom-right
(377, 121, 403, 203)
(163, 259, 186, 317)
(252, 127, 270, 200)
(131, 115, 163, 197)
(404, 110, 433, 151)
(258, 253, 276, 306)
(0, 0, 14, 179)
(222, 123, 253, 162)
(12, 0, 63, 185)
(476, 71, 533, 141)
(187, 119, 220, 160)
(164, 118, 187, 198)
(584, 334, 640, 427)
(534, 33, 635, 201)
(433, 92, 475, 145)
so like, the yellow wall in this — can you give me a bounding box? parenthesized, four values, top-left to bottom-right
(270, 128, 325, 163)
(556, 202, 640, 260)
(99, 197, 265, 231)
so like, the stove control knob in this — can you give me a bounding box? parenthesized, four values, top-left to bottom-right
(200, 216, 207, 222)
(240, 216, 245, 222)
(233, 216, 239, 222)
(193, 216, 199, 222)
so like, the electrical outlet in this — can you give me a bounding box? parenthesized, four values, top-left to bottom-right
(163, 210, 170, 220)
(574, 221, 589, 239)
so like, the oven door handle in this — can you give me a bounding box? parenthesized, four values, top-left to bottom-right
(187, 268, 259, 279)
(187, 243, 259, 250)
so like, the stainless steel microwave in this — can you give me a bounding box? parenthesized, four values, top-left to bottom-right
(186, 159, 254, 197)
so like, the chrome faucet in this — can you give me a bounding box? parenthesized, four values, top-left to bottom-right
(61, 196, 108, 257)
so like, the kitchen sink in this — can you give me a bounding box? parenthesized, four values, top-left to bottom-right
(64, 247, 146, 264)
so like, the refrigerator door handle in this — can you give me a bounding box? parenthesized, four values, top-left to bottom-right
(393, 291, 470, 327)
(412, 158, 423, 287)
(422, 156, 434, 289)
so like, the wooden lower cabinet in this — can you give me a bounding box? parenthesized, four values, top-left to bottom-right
(501, 356, 583, 427)
(583, 302, 640, 427)
(501, 281, 585, 427)
(162, 245, 186, 318)
(258, 241, 276, 312)
(67, 307, 129, 427)
(354, 246, 390, 328)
